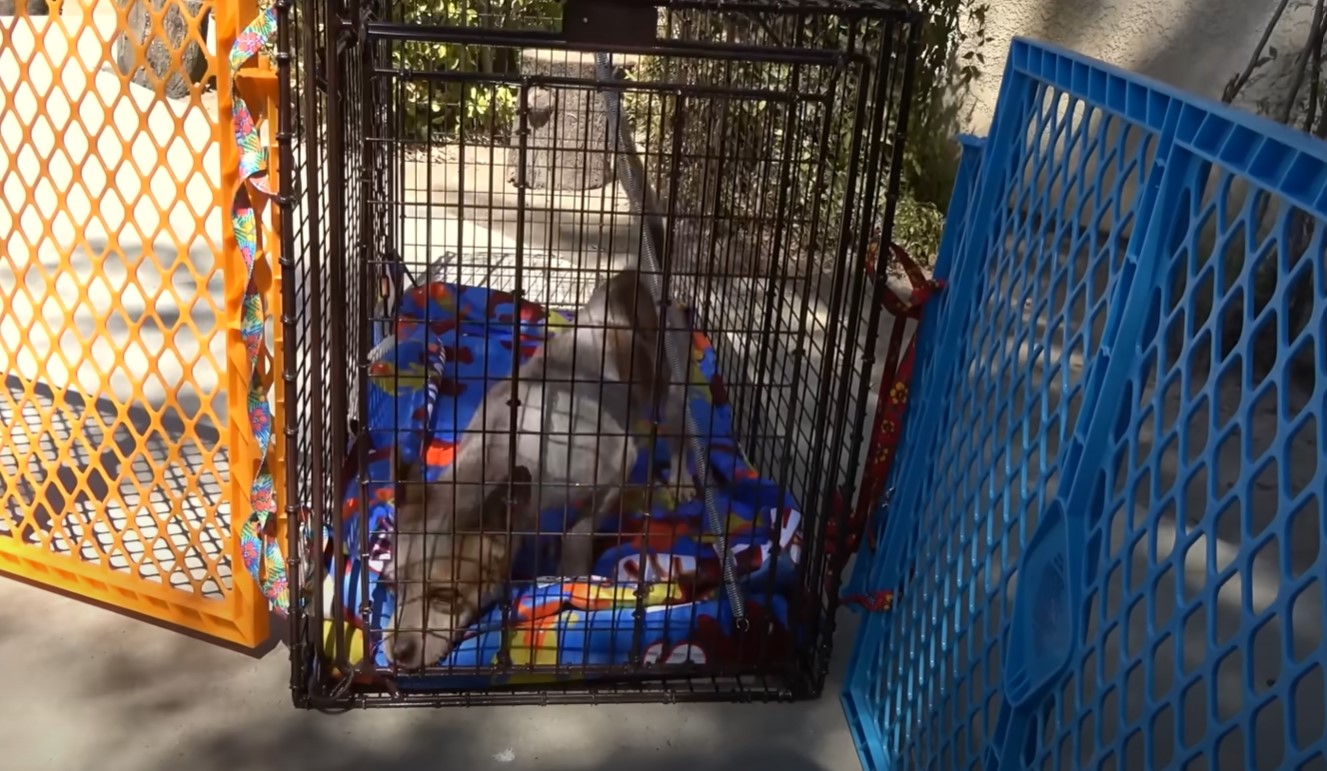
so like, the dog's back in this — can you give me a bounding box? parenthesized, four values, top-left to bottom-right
(497, 326, 638, 519)
(470, 268, 689, 517)
(386, 269, 693, 668)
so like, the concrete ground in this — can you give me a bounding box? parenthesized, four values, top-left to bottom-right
(0, 575, 867, 771)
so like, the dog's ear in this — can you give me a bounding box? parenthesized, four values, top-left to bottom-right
(477, 465, 534, 532)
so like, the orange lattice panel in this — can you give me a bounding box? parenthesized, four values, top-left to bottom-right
(0, 0, 269, 646)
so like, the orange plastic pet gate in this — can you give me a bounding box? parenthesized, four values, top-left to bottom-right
(0, 0, 279, 647)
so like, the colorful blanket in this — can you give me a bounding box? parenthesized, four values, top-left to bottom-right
(315, 279, 805, 686)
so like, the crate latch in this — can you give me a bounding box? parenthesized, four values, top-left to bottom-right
(562, 0, 658, 46)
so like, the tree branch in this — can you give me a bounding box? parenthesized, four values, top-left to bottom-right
(1278, 0, 1327, 124)
(1223, 0, 1292, 103)
(1317, 75, 1327, 137)
(1308, 17, 1324, 133)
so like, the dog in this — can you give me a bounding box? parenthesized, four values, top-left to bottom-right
(384, 269, 696, 669)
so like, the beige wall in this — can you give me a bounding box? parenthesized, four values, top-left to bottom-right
(960, 0, 1320, 134)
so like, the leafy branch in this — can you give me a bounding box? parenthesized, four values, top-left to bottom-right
(386, 0, 559, 142)
(1222, 0, 1327, 139)
(626, 1, 990, 268)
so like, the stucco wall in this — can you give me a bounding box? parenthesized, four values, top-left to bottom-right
(961, 0, 1320, 134)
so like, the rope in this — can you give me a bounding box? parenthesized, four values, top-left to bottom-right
(231, 6, 289, 615)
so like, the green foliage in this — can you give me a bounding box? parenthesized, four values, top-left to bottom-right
(892, 195, 948, 267)
(389, 0, 559, 141)
(902, 4, 988, 202)
(623, 4, 989, 267)
(895, 0, 990, 262)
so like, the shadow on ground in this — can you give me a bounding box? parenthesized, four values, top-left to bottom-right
(0, 574, 867, 771)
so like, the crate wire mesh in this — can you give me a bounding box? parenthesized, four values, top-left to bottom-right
(843, 39, 1327, 770)
(278, 0, 920, 704)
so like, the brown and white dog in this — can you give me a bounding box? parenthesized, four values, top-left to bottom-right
(384, 269, 696, 670)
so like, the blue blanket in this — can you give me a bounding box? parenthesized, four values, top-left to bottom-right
(315, 280, 805, 685)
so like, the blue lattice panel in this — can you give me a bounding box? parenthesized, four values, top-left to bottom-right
(1013, 104, 1327, 770)
(843, 41, 1174, 770)
(844, 37, 1327, 771)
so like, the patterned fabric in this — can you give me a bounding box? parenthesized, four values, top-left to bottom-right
(316, 282, 806, 680)
(230, 6, 289, 614)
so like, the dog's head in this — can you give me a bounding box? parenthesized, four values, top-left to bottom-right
(384, 467, 532, 671)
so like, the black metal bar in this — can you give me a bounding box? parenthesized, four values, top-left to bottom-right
(298, 0, 328, 704)
(751, 40, 804, 675)
(304, 679, 798, 709)
(355, 0, 377, 675)
(811, 20, 920, 692)
(821, 37, 895, 590)
(834, 19, 923, 567)
(646, 0, 914, 17)
(371, 657, 797, 679)
(323, 0, 350, 677)
(792, 54, 871, 656)
(778, 83, 839, 700)
(364, 21, 857, 66)
(368, 66, 827, 103)
(273, 0, 305, 707)
(497, 80, 533, 672)
(420, 0, 915, 15)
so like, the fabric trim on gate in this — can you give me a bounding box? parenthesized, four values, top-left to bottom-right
(230, 5, 289, 615)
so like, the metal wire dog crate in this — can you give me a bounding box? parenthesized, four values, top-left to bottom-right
(278, 0, 919, 706)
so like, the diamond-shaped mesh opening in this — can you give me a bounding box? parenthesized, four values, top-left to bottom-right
(0, 380, 232, 600)
(867, 80, 1161, 761)
(1049, 166, 1327, 771)
(1, 2, 236, 613)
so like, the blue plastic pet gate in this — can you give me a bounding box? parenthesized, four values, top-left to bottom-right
(844, 37, 1327, 770)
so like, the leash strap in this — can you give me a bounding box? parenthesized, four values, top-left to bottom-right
(853, 239, 945, 531)
(825, 232, 944, 605)
(231, 6, 290, 615)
